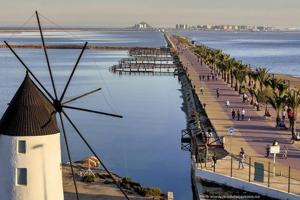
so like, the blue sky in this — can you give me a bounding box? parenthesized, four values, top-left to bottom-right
(0, 0, 299, 27)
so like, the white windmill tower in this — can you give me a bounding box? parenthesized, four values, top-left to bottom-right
(0, 74, 64, 200)
(0, 11, 129, 200)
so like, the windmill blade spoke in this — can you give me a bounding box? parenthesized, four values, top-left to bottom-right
(58, 112, 80, 200)
(62, 111, 130, 200)
(3, 41, 55, 101)
(60, 42, 88, 102)
(63, 105, 123, 118)
(35, 11, 58, 99)
(62, 87, 101, 105)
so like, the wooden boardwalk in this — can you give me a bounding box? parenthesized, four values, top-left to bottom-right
(167, 35, 300, 172)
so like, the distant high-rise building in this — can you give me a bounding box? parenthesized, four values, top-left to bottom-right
(134, 22, 152, 30)
(175, 24, 189, 30)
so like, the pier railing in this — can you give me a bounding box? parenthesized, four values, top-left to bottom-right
(197, 154, 300, 195)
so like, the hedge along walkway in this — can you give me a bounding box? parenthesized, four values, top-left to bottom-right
(168, 35, 300, 178)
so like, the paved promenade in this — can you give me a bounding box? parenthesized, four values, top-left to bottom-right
(168, 35, 300, 172)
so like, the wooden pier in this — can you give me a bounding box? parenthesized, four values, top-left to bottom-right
(111, 47, 177, 74)
(129, 47, 171, 57)
(120, 56, 174, 63)
(111, 63, 177, 73)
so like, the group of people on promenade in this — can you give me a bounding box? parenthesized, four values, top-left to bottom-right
(211, 148, 246, 170)
(215, 88, 249, 121)
(231, 108, 246, 121)
(199, 72, 218, 81)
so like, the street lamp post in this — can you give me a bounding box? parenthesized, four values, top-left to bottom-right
(270, 139, 280, 176)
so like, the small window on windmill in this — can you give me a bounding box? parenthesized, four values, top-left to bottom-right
(16, 168, 27, 186)
(18, 140, 26, 154)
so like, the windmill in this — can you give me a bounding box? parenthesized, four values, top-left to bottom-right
(1, 11, 129, 200)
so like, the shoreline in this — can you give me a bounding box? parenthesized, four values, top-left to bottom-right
(62, 159, 168, 200)
(275, 73, 300, 89)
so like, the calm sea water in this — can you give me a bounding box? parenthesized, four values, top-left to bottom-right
(174, 31, 300, 76)
(0, 31, 192, 199)
(1, 30, 166, 47)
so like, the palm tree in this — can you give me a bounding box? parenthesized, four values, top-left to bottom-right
(268, 91, 286, 127)
(286, 90, 300, 136)
(244, 65, 251, 87)
(237, 69, 247, 94)
(256, 67, 270, 92)
(276, 80, 289, 94)
(233, 63, 247, 93)
(265, 77, 279, 91)
(254, 89, 268, 111)
(247, 88, 256, 105)
(250, 70, 259, 90)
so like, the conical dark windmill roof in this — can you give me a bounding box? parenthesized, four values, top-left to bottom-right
(0, 74, 59, 136)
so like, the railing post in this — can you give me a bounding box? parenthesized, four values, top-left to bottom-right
(230, 155, 233, 177)
(288, 166, 291, 193)
(268, 161, 270, 187)
(248, 157, 251, 182)
(213, 163, 215, 172)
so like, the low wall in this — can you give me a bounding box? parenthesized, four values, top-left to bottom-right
(195, 167, 300, 200)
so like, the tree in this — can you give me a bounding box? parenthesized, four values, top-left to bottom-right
(233, 64, 247, 93)
(247, 88, 256, 105)
(256, 67, 270, 92)
(268, 91, 286, 127)
(286, 90, 300, 136)
(254, 88, 272, 112)
(249, 70, 259, 90)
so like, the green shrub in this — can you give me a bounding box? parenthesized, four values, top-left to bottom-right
(135, 187, 161, 197)
(121, 177, 141, 188)
(82, 174, 95, 183)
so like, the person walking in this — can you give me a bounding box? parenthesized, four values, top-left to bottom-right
(226, 99, 230, 108)
(282, 108, 287, 121)
(266, 144, 270, 158)
(282, 145, 288, 159)
(200, 86, 204, 95)
(241, 108, 246, 120)
(237, 109, 241, 121)
(216, 88, 220, 98)
(243, 93, 247, 103)
(232, 109, 236, 120)
(239, 148, 245, 169)
(212, 153, 217, 171)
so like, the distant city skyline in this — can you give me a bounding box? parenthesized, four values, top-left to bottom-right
(0, 0, 299, 28)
